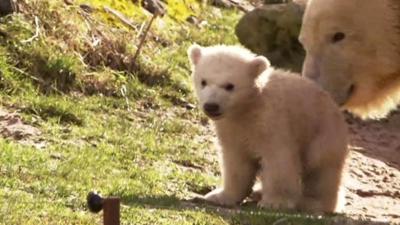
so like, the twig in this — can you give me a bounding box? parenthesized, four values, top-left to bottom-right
(103, 6, 138, 31)
(120, 85, 131, 112)
(132, 14, 157, 67)
(21, 16, 40, 43)
(10, 66, 40, 82)
(136, 21, 146, 38)
(103, 4, 160, 68)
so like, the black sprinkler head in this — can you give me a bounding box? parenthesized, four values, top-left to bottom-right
(87, 191, 104, 213)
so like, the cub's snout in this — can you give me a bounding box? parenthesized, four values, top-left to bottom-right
(203, 103, 222, 118)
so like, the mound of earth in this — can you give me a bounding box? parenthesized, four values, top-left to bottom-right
(0, 108, 43, 148)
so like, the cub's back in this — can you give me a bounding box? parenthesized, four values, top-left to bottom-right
(261, 69, 341, 116)
(259, 70, 346, 145)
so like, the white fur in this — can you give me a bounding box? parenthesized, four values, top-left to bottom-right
(188, 45, 349, 213)
(300, 0, 400, 119)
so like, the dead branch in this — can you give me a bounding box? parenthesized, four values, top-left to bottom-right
(103, 6, 138, 31)
(21, 16, 40, 43)
(131, 13, 157, 67)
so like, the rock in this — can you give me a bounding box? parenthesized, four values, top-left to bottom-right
(263, 0, 307, 5)
(186, 15, 200, 25)
(80, 4, 94, 13)
(209, 0, 235, 8)
(0, 109, 41, 140)
(64, 0, 74, 5)
(0, 0, 16, 16)
(264, 0, 290, 3)
(235, 1, 307, 72)
(209, 0, 254, 12)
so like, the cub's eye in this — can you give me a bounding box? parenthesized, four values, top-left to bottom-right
(332, 32, 346, 43)
(201, 80, 207, 87)
(225, 83, 234, 91)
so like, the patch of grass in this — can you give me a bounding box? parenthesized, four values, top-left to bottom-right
(0, 47, 35, 95)
(20, 97, 84, 125)
(22, 43, 82, 93)
(0, 0, 356, 224)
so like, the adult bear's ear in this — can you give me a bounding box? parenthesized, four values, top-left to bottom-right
(188, 44, 202, 65)
(249, 56, 270, 77)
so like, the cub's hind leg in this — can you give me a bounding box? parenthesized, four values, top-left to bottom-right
(301, 165, 345, 213)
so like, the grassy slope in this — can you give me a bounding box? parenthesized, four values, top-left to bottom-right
(0, 1, 335, 224)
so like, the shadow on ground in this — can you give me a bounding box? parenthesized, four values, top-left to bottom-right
(346, 110, 400, 170)
(120, 194, 387, 225)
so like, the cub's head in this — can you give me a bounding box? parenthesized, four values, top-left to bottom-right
(300, 0, 400, 119)
(188, 44, 269, 120)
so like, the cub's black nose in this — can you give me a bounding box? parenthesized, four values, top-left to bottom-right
(203, 103, 220, 114)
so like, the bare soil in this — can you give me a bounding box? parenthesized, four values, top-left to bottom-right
(196, 110, 400, 224)
(344, 111, 400, 223)
(0, 108, 44, 148)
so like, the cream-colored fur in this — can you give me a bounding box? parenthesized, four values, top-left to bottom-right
(300, 0, 400, 119)
(188, 44, 349, 213)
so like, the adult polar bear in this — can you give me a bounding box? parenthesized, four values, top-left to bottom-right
(299, 0, 400, 119)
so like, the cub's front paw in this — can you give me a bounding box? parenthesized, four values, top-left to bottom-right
(204, 188, 240, 207)
(258, 196, 297, 210)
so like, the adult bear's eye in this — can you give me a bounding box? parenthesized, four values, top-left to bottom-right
(201, 80, 207, 87)
(332, 32, 346, 43)
(225, 83, 234, 91)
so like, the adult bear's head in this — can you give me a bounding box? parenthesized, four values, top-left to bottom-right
(299, 0, 400, 119)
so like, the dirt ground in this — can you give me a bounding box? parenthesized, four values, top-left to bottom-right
(0, 108, 41, 145)
(2, 107, 400, 223)
(344, 111, 400, 223)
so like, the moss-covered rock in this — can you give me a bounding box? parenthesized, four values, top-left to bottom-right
(235, 1, 306, 72)
(0, 0, 15, 16)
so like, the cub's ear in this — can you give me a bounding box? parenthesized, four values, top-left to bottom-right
(249, 56, 270, 77)
(188, 44, 203, 65)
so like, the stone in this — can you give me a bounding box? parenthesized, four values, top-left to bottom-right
(209, 0, 255, 12)
(210, 0, 235, 8)
(0, 0, 16, 16)
(235, 1, 307, 72)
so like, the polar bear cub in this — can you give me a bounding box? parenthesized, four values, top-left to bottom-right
(188, 44, 348, 213)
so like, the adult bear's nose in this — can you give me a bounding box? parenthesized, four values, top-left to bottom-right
(203, 103, 220, 115)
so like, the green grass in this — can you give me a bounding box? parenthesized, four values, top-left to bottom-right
(0, 0, 353, 224)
